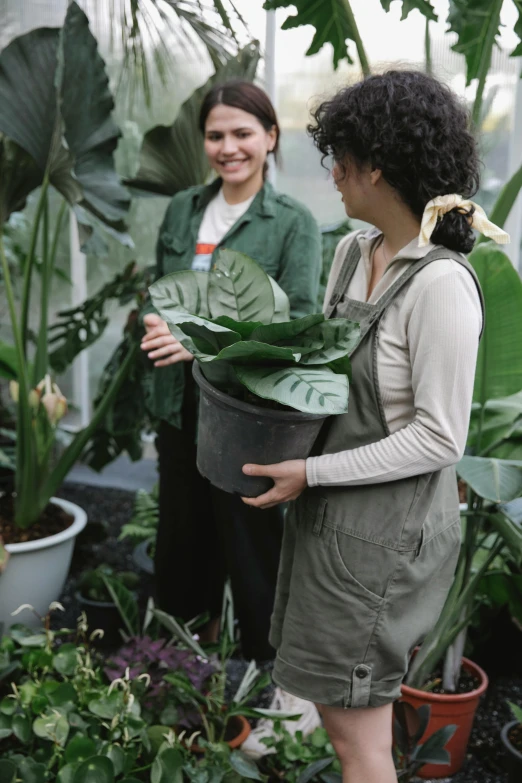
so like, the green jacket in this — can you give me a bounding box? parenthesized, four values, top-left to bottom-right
(145, 178, 321, 428)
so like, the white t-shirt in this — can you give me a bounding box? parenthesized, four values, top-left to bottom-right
(192, 188, 255, 271)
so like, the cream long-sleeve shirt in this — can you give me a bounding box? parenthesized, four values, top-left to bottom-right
(306, 229, 483, 488)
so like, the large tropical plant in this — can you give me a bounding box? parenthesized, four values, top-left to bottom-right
(0, 3, 135, 533)
(150, 249, 359, 414)
(406, 242, 522, 691)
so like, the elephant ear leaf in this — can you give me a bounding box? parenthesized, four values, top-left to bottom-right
(150, 271, 209, 317)
(0, 3, 131, 250)
(208, 249, 275, 323)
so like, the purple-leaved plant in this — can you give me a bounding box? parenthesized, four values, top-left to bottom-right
(104, 636, 215, 720)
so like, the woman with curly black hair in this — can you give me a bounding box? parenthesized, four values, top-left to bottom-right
(241, 70, 509, 781)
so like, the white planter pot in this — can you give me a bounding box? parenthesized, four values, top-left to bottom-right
(0, 497, 87, 630)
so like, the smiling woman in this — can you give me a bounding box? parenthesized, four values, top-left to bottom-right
(139, 79, 322, 744)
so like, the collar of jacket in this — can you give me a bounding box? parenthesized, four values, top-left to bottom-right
(192, 177, 277, 218)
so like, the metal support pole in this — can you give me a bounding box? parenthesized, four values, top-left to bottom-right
(265, 9, 277, 186)
(505, 63, 522, 271)
(69, 212, 91, 428)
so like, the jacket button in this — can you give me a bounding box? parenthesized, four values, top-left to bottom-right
(355, 665, 369, 679)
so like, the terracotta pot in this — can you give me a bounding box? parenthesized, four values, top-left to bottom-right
(187, 714, 251, 753)
(400, 656, 488, 778)
(501, 721, 522, 783)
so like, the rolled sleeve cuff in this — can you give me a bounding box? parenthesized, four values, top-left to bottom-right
(305, 457, 320, 487)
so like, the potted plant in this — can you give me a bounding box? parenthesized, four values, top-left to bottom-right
(401, 243, 522, 778)
(0, 3, 136, 628)
(75, 565, 141, 649)
(149, 250, 359, 496)
(501, 701, 522, 782)
(151, 584, 301, 752)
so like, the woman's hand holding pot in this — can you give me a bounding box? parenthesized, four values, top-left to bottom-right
(141, 313, 193, 367)
(241, 460, 307, 509)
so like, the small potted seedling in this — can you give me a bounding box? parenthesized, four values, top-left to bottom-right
(76, 564, 140, 648)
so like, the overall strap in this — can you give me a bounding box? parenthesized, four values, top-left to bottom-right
(324, 231, 364, 318)
(364, 247, 485, 335)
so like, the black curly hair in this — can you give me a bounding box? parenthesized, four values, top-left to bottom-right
(308, 70, 481, 253)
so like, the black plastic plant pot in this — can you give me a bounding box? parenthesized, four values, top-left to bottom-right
(192, 362, 329, 497)
(75, 592, 125, 649)
(501, 721, 522, 783)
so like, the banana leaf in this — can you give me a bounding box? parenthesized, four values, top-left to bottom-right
(469, 244, 522, 404)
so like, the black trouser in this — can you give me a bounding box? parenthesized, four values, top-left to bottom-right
(154, 370, 284, 661)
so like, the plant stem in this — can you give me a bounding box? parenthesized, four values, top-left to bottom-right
(425, 18, 432, 75)
(341, 0, 370, 76)
(39, 340, 138, 505)
(0, 231, 34, 518)
(20, 177, 50, 355)
(34, 192, 50, 385)
(34, 199, 67, 386)
(471, 0, 503, 128)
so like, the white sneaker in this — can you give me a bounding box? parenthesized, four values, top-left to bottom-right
(241, 687, 322, 759)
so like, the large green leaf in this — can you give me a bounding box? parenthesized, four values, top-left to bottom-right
(269, 276, 291, 322)
(150, 271, 209, 318)
(208, 249, 275, 323)
(72, 757, 114, 783)
(469, 244, 522, 404)
(250, 313, 325, 344)
(58, 3, 132, 250)
(235, 366, 348, 414)
(478, 162, 522, 244)
(0, 340, 17, 380)
(297, 319, 360, 365)
(0, 27, 59, 171)
(159, 312, 240, 357)
(127, 42, 260, 196)
(447, 0, 505, 86)
(150, 749, 184, 783)
(0, 3, 131, 249)
(198, 340, 300, 365)
(263, 0, 365, 70)
(380, 1, 436, 21)
(457, 455, 522, 503)
(0, 761, 17, 783)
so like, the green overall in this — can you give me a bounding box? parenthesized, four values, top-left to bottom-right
(270, 237, 484, 709)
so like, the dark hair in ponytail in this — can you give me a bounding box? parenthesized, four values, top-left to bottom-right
(199, 80, 281, 180)
(308, 70, 481, 253)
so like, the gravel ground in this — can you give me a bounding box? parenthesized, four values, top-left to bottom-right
(57, 483, 520, 783)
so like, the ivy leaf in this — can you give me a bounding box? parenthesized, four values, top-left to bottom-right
(263, 0, 359, 68)
(379, 0, 437, 21)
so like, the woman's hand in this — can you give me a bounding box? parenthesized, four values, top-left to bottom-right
(141, 313, 194, 367)
(241, 460, 308, 509)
